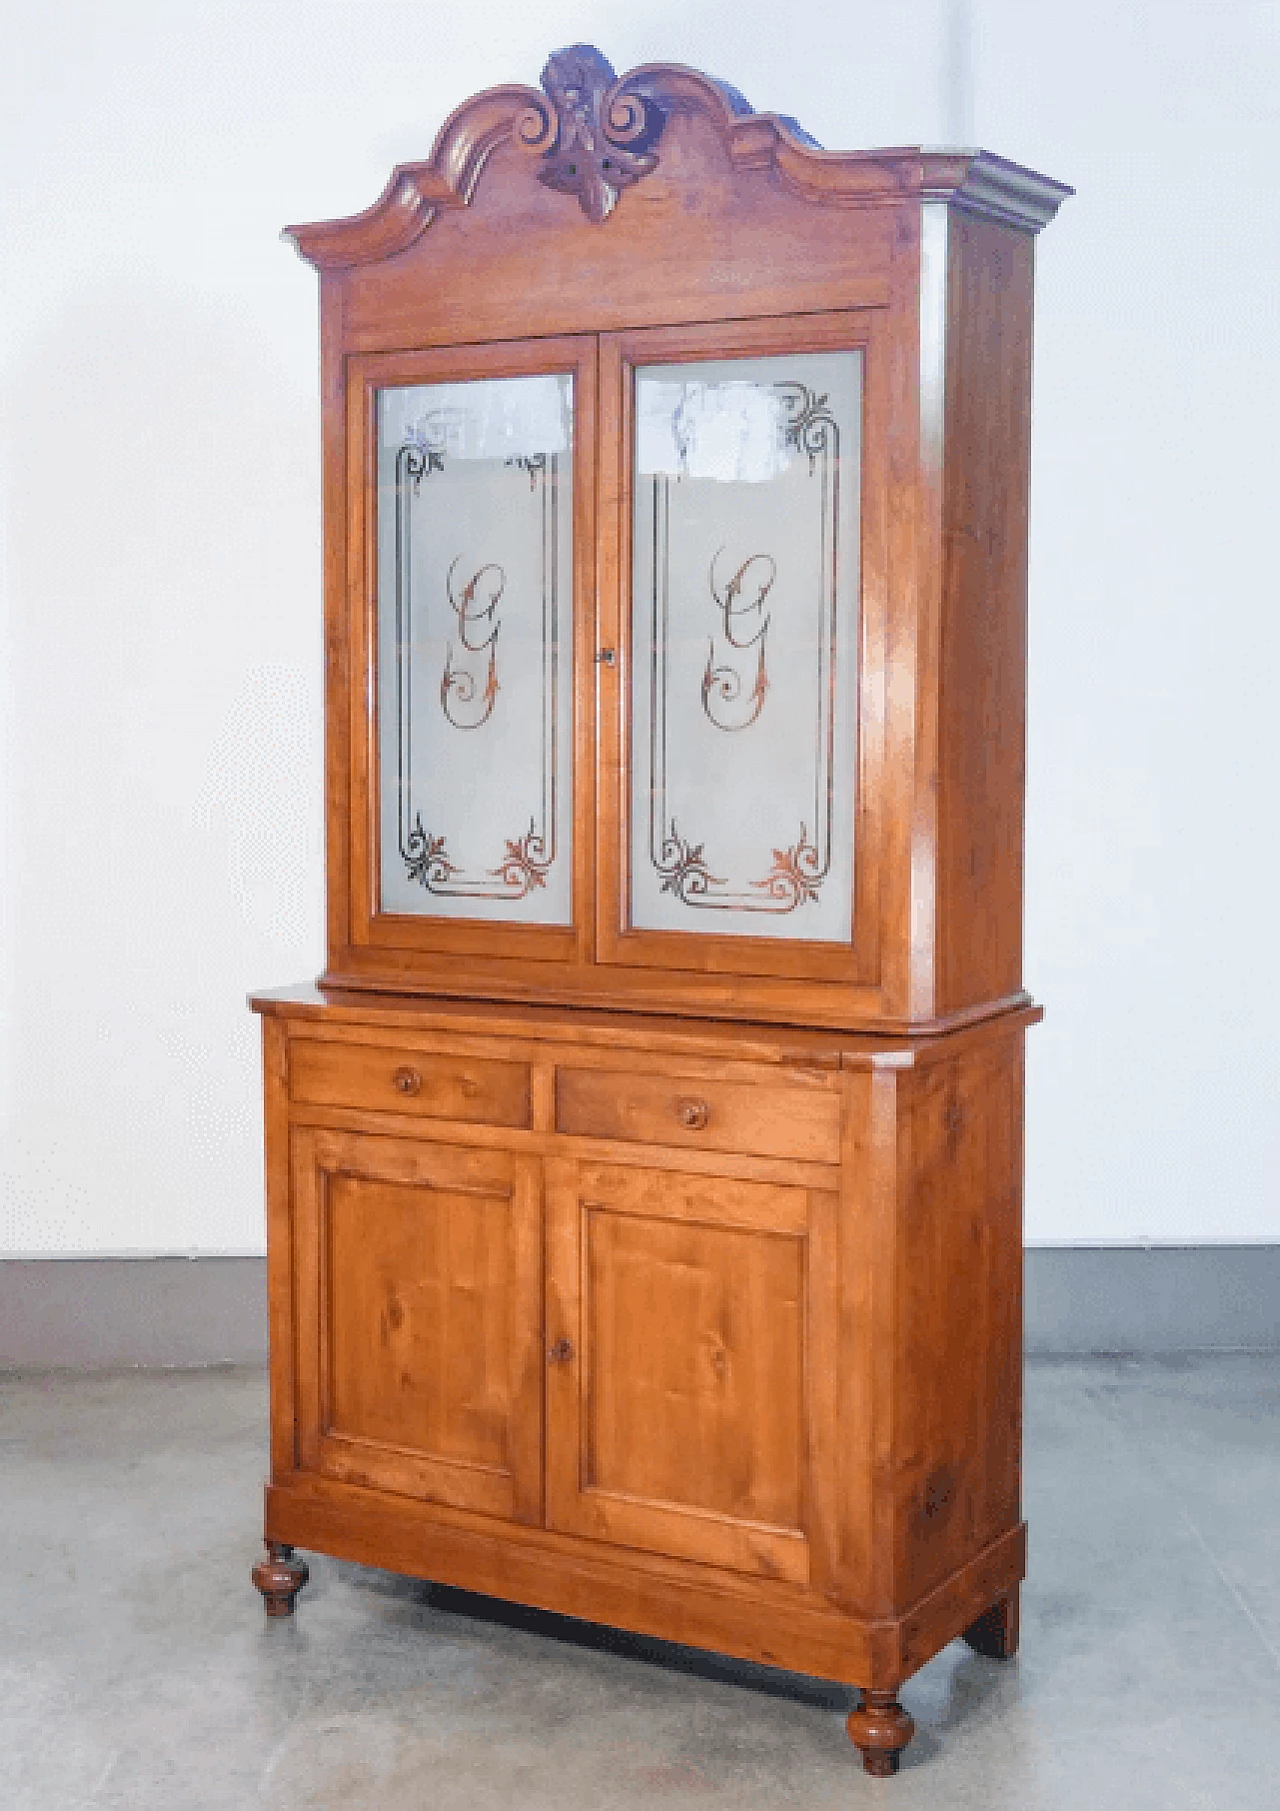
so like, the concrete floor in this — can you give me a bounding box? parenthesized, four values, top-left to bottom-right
(2, 1356, 1277, 1810)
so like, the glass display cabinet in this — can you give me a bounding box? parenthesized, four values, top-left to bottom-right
(251, 46, 1069, 1777)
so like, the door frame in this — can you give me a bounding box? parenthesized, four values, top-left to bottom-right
(345, 334, 600, 970)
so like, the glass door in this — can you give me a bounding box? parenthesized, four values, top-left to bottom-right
(597, 314, 884, 984)
(347, 337, 596, 966)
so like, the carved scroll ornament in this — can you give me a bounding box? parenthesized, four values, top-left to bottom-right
(284, 49, 1069, 270)
(524, 44, 666, 223)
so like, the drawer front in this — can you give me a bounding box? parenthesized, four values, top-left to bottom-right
(290, 1039, 531, 1128)
(555, 1066, 840, 1163)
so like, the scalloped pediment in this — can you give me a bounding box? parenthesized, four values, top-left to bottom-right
(285, 45, 1071, 270)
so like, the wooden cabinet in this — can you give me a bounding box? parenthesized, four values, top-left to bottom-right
(252, 43, 1068, 1778)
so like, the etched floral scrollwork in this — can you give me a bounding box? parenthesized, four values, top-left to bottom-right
(404, 820, 459, 890)
(653, 825, 725, 901)
(756, 827, 823, 909)
(777, 382, 837, 471)
(492, 822, 554, 893)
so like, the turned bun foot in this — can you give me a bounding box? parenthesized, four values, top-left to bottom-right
(847, 1689, 915, 1776)
(963, 1586, 1020, 1659)
(252, 1542, 309, 1617)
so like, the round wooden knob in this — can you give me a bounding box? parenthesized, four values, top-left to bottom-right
(547, 1337, 574, 1364)
(392, 1066, 422, 1096)
(676, 1096, 710, 1130)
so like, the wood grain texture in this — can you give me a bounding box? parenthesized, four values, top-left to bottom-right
(545, 1159, 819, 1584)
(258, 991, 1034, 1743)
(262, 1017, 297, 1479)
(253, 980, 1040, 1067)
(291, 1127, 543, 1523)
(302, 55, 1064, 1031)
(290, 1038, 531, 1128)
(285, 50, 1068, 278)
(555, 1065, 840, 1163)
(892, 1025, 1025, 1610)
(586, 1209, 805, 1528)
(267, 1471, 871, 1680)
(257, 48, 1065, 1769)
(252, 1542, 309, 1618)
(261, 1480, 1025, 1688)
(337, 114, 898, 352)
(936, 213, 1035, 1016)
(321, 277, 352, 963)
(847, 1688, 915, 1776)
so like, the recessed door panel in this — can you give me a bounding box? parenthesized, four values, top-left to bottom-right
(588, 1208, 805, 1529)
(293, 1128, 542, 1523)
(546, 1159, 838, 1585)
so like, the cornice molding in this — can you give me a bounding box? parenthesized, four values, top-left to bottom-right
(918, 149, 1074, 233)
(284, 47, 1071, 271)
(285, 83, 542, 269)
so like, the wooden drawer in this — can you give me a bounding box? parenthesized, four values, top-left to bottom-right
(554, 1066, 841, 1163)
(290, 1039, 531, 1128)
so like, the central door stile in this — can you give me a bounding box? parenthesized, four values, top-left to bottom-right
(593, 330, 625, 972)
(543, 1154, 584, 1537)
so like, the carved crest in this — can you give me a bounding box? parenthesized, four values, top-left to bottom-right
(533, 44, 665, 223)
(284, 50, 1072, 269)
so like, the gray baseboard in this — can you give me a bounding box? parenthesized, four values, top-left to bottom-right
(1023, 1244, 1279, 1355)
(0, 1257, 268, 1370)
(0, 1247, 1276, 1370)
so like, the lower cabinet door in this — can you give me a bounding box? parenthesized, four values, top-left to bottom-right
(291, 1127, 543, 1523)
(544, 1158, 839, 1587)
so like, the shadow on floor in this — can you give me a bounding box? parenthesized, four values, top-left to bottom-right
(338, 1563, 856, 1710)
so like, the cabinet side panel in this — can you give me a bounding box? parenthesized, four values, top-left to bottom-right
(322, 276, 353, 970)
(937, 216, 1034, 1015)
(893, 1027, 1024, 1610)
(837, 1066, 899, 1615)
(263, 1018, 297, 1479)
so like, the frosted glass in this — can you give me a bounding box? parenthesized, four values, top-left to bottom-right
(377, 373, 574, 923)
(630, 351, 861, 942)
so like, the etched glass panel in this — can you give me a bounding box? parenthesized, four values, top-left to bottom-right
(630, 351, 861, 941)
(377, 374, 573, 923)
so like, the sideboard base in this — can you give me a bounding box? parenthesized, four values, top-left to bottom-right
(262, 1476, 1025, 1692)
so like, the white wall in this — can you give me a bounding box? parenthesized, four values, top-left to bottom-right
(1, 0, 1275, 1254)
(977, 0, 1280, 1242)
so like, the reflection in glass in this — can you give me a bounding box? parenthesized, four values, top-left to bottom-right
(630, 351, 862, 942)
(377, 374, 574, 923)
